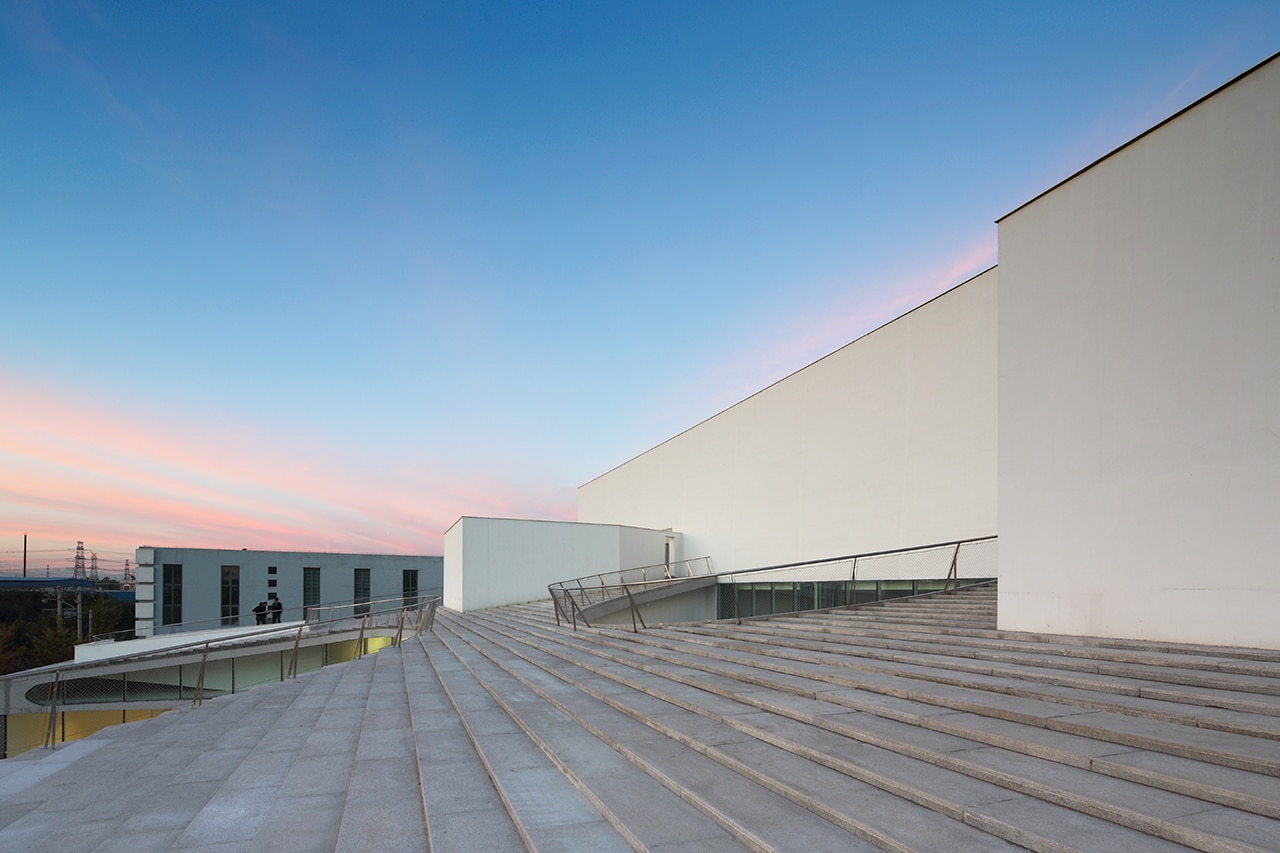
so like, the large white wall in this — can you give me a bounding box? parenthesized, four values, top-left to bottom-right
(579, 268, 998, 572)
(443, 517, 673, 611)
(997, 57, 1280, 648)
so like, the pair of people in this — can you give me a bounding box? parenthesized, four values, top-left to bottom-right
(252, 598, 284, 625)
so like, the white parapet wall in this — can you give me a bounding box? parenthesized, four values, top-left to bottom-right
(578, 268, 998, 573)
(443, 517, 677, 611)
(997, 55, 1280, 648)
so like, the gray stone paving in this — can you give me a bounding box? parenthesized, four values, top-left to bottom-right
(0, 584, 1276, 851)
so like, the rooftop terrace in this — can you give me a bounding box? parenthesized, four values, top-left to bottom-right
(0, 583, 1277, 852)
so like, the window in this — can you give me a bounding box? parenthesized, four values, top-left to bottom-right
(162, 564, 183, 626)
(354, 568, 371, 616)
(221, 565, 240, 626)
(267, 566, 277, 575)
(402, 569, 419, 607)
(267, 579, 276, 588)
(303, 567, 320, 613)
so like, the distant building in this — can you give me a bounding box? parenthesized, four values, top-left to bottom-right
(134, 547, 442, 635)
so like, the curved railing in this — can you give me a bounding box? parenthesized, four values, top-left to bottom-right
(548, 557, 713, 631)
(2, 594, 440, 755)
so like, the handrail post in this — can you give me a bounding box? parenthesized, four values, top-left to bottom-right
(354, 614, 368, 659)
(42, 671, 61, 750)
(287, 623, 305, 679)
(566, 595, 590, 630)
(394, 609, 406, 647)
(622, 583, 647, 633)
(947, 542, 961, 592)
(191, 642, 209, 708)
(420, 598, 438, 634)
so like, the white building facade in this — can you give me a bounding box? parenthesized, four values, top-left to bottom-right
(134, 547, 443, 635)
(578, 268, 999, 574)
(443, 518, 674, 612)
(996, 55, 1280, 648)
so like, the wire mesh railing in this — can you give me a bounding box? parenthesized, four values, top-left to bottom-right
(2, 594, 440, 756)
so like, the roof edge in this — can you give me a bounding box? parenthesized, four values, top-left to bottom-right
(579, 264, 998, 490)
(998, 49, 1280, 223)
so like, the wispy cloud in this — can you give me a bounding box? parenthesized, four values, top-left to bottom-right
(0, 370, 573, 574)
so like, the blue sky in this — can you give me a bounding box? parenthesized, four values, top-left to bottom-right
(2, 1, 1277, 574)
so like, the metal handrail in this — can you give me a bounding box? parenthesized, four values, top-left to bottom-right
(88, 590, 442, 641)
(1, 594, 441, 687)
(547, 536, 997, 629)
(548, 557, 714, 598)
(714, 536, 996, 583)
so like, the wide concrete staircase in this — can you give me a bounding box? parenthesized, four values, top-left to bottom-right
(1, 582, 1277, 852)
(428, 583, 1280, 852)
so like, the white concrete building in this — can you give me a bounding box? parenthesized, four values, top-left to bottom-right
(578, 267, 998, 573)
(443, 517, 674, 612)
(134, 547, 442, 635)
(445, 53, 1278, 649)
(996, 55, 1280, 648)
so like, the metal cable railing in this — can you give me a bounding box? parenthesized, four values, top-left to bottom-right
(548, 557, 714, 631)
(547, 537, 997, 630)
(717, 537, 996, 621)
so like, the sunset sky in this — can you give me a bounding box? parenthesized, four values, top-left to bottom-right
(2, 2, 1278, 576)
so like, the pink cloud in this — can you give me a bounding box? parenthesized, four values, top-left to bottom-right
(0, 370, 573, 575)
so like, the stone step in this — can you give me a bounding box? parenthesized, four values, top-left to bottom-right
(650, 622, 1280, 742)
(749, 616, 1280, 680)
(0, 658, 347, 851)
(514, 601, 1280, 845)
(449, 607, 1248, 852)
(432, 622, 826, 852)
(332, 645, 429, 852)
(422, 628, 636, 851)
(673, 623, 1280, 714)
(621, 624, 1280, 773)
(402, 634, 526, 851)
(438, 611, 1010, 852)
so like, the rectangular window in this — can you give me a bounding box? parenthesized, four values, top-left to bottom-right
(267, 566, 277, 575)
(162, 564, 183, 626)
(303, 567, 320, 613)
(402, 569, 419, 608)
(354, 568, 371, 616)
(220, 565, 240, 626)
(267, 579, 276, 588)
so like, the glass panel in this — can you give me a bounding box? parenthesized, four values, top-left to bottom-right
(303, 567, 321, 613)
(221, 565, 240, 626)
(402, 569, 419, 608)
(354, 568, 371, 616)
(162, 564, 183, 626)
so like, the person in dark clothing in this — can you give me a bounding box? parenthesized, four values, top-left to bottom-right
(252, 600, 269, 625)
(269, 597, 283, 624)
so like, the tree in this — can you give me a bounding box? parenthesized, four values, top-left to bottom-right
(30, 621, 75, 667)
(0, 623, 27, 674)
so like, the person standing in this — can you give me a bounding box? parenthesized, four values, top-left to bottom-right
(269, 596, 283, 624)
(252, 600, 268, 625)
